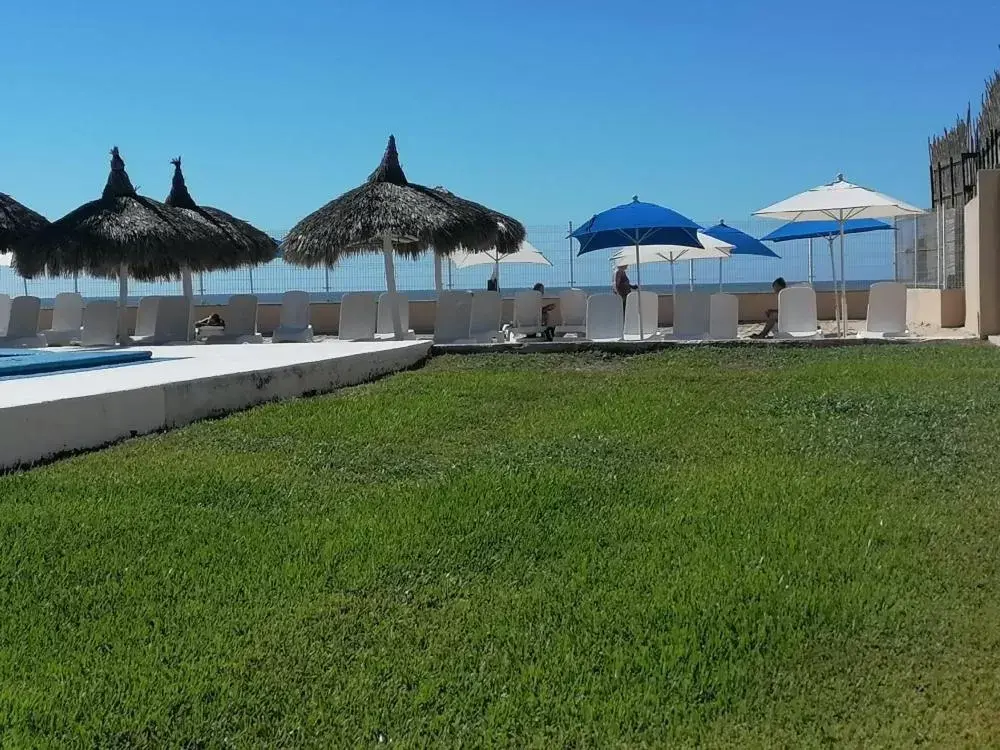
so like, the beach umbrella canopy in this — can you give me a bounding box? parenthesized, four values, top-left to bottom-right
(755, 175, 922, 336)
(759, 218, 893, 242)
(450, 241, 550, 269)
(611, 233, 733, 297)
(571, 197, 702, 255)
(17, 147, 220, 342)
(704, 221, 780, 258)
(282, 135, 523, 338)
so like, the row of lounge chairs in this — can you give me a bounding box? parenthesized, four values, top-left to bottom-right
(0, 282, 908, 349)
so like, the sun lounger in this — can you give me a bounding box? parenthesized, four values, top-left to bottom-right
(202, 294, 263, 344)
(0, 294, 12, 337)
(554, 289, 587, 337)
(130, 295, 190, 345)
(464, 290, 503, 343)
(0, 296, 43, 347)
(670, 292, 711, 340)
(78, 300, 120, 347)
(509, 290, 544, 339)
(339, 292, 378, 341)
(376, 292, 414, 339)
(42, 292, 85, 346)
(776, 286, 821, 339)
(433, 291, 473, 344)
(585, 293, 624, 341)
(624, 290, 660, 340)
(272, 291, 314, 343)
(859, 281, 908, 338)
(708, 293, 739, 340)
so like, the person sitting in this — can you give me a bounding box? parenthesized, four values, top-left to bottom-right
(751, 277, 787, 338)
(525, 283, 556, 341)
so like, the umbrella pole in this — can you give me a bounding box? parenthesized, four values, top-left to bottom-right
(22, 277, 28, 297)
(827, 238, 839, 336)
(447, 257, 453, 290)
(839, 224, 847, 336)
(807, 238, 815, 287)
(718, 258, 723, 292)
(249, 267, 254, 295)
(495, 258, 501, 295)
(689, 260, 695, 291)
(634, 244, 643, 339)
(181, 266, 195, 342)
(382, 234, 403, 340)
(324, 266, 331, 301)
(73, 270, 79, 294)
(433, 253, 444, 292)
(117, 262, 129, 345)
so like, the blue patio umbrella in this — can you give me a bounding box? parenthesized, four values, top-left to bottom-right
(571, 196, 701, 337)
(703, 220, 780, 291)
(760, 219, 893, 287)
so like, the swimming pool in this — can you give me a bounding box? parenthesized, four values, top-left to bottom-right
(0, 349, 153, 377)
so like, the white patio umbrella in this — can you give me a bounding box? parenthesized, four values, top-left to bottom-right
(754, 174, 922, 336)
(450, 241, 551, 291)
(611, 232, 733, 298)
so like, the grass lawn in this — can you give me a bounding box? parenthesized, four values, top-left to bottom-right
(3, 345, 1000, 747)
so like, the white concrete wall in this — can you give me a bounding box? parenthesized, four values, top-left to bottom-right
(0, 343, 430, 471)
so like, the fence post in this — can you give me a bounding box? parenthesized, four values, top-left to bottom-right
(568, 221, 575, 288)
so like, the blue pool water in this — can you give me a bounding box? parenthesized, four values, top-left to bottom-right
(0, 349, 153, 377)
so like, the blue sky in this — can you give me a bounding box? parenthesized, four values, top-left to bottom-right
(4, 0, 1000, 234)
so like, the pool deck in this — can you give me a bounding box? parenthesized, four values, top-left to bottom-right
(0, 340, 431, 471)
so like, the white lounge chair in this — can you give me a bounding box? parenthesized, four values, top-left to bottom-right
(859, 281, 908, 338)
(433, 291, 473, 344)
(708, 293, 739, 340)
(0, 296, 43, 347)
(624, 290, 660, 340)
(42, 292, 85, 346)
(509, 290, 544, 340)
(465, 291, 503, 343)
(671, 292, 711, 340)
(272, 291, 314, 343)
(376, 292, 414, 339)
(585, 294, 624, 342)
(131, 296, 159, 343)
(555, 289, 587, 337)
(131, 295, 190, 345)
(203, 294, 263, 344)
(339, 292, 378, 341)
(0, 294, 10, 337)
(78, 300, 119, 347)
(776, 286, 821, 339)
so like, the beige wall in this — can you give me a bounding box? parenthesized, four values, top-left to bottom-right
(907, 288, 965, 329)
(964, 170, 1000, 336)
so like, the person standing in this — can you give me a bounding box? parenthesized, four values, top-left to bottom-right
(614, 265, 637, 311)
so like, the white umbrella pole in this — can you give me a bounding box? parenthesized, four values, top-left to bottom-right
(249, 267, 254, 295)
(73, 270, 79, 294)
(839, 223, 847, 336)
(827, 238, 839, 336)
(382, 234, 403, 340)
(117, 262, 129, 345)
(181, 266, 195, 341)
(447, 257, 453, 290)
(688, 260, 694, 291)
(718, 258, 723, 292)
(433, 253, 444, 292)
(670, 261, 676, 299)
(634, 244, 643, 338)
(807, 238, 815, 286)
(495, 257, 500, 295)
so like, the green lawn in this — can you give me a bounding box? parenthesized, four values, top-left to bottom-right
(3, 345, 1000, 747)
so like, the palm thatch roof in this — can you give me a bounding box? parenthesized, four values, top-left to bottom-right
(1, 193, 48, 261)
(281, 136, 525, 267)
(429, 187, 525, 255)
(163, 157, 277, 272)
(15, 147, 219, 281)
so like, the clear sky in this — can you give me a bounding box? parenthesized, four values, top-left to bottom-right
(4, 0, 1000, 234)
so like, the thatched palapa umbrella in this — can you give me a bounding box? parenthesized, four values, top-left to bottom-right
(17, 147, 219, 342)
(163, 157, 278, 298)
(1, 193, 48, 294)
(429, 186, 525, 290)
(281, 135, 525, 338)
